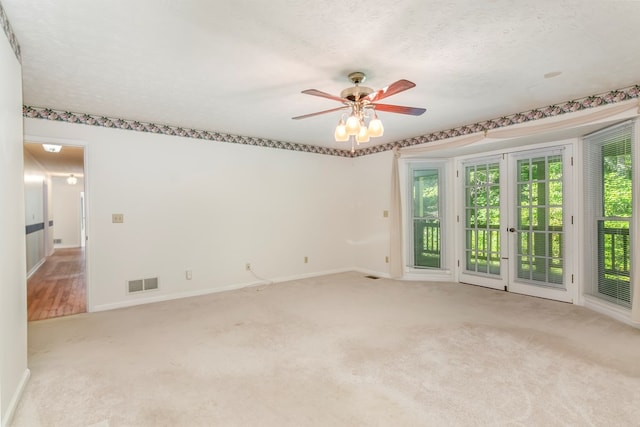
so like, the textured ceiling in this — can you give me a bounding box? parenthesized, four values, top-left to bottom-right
(4, 0, 640, 151)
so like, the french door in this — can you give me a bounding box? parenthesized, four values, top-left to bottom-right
(459, 146, 574, 302)
(459, 157, 508, 289)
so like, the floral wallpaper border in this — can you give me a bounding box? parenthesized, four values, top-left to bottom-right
(22, 106, 352, 157)
(24, 84, 639, 158)
(0, 1, 21, 63)
(353, 84, 640, 157)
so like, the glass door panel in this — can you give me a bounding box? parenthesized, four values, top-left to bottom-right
(508, 148, 573, 302)
(459, 158, 507, 290)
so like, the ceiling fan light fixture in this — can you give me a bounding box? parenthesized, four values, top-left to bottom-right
(345, 115, 360, 136)
(356, 122, 370, 143)
(334, 118, 349, 141)
(294, 72, 425, 150)
(368, 113, 384, 138)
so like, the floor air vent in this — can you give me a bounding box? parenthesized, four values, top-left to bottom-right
(128, 277, 159, 293)
(365, 275, 380, 280)
(128, 279, 143, 293)
(143, 277, 158, 290)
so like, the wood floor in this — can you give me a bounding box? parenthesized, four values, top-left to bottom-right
(27, 247, 86, 321)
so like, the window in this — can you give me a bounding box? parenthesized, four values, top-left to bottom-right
(410, 165, 445, 269)
(584, 121, 634, 307)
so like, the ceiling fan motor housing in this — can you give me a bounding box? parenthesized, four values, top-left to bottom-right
(340, 86, 374, 102)
(340, 71, 373, 101)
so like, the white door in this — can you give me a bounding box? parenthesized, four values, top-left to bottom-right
(459, 157, 508, 290)
(459, 145, 574, 302)
(507, 147, 573, 302)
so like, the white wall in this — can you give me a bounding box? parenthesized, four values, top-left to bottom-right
(25, 119, 356, 310)
(351, 150, 395, 276)
(0, 21, 29, 427)
(23, 150, 47, 275)
(52, 175, 84, 248)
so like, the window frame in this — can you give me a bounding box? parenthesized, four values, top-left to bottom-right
(406, 160, 449, 271)
(583, 120, 635, 308)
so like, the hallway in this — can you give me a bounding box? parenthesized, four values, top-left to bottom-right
(27, 247, 86, 321)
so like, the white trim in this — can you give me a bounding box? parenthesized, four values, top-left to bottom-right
(92, 268, 353, 312)
(583, 295, 639, 328)
(402, 268, 454, 282)
(572, 137, 586, 306)
(1, 368, 30, 427)
(26, 258, 45, 279)
(23, 134, 89, 146)
(632, 118, 640, 321)
(53, 244, 82, 249)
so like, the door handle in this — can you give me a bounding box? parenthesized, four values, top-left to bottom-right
(508, 227, 516, 232)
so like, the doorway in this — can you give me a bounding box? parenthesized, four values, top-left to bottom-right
(458, 145, 574, 302)
(23, 142, 87, 320)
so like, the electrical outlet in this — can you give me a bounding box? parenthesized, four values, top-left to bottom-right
(385, 256, 389, 263)
(186, 270, 192, 280)
(112, 213, 124, 223)
(304, 256, 308, 263)
(245, 263, 251, 271)
(383, 210, 389, 218)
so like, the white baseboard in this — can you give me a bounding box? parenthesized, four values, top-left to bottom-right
(1, 368, 30, 427)
(269, 267, 354, 284)
(26, 258, 46, 279)
(92, 281, 255, 312)
(91, 268, 354, 312)
(583, 296, 640, 328)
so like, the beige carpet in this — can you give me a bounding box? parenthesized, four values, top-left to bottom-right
(11, 272, 640, 426)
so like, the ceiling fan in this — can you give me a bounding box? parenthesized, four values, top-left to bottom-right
(293, 72, 426, 150)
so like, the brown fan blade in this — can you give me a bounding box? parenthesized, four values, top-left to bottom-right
(301, 89, 348, 103)
(365, 79, 416, 103)
(292, 106, 348, 120)
(372, 104, 426, 116)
